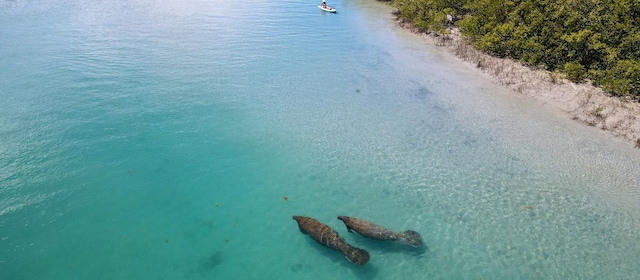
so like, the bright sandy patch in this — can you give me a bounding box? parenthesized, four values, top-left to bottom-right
(397, 21, 640, 148)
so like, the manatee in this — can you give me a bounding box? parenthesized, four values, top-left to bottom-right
(292, 215, 370, 265)
(337, 216, 423, 248)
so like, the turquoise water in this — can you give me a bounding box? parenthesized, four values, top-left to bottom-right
(2, 0, 640, 279)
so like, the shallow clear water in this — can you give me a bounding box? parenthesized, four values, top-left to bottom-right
(2, 0, 640, 279)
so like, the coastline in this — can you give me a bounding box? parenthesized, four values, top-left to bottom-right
(394, 19, 640, 148)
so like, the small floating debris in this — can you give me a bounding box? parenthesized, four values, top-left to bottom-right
(215, 204, 220, 208)
(283, 196, 288, 201)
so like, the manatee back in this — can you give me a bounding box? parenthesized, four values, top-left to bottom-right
(293, 215, 314, 234)
(293, 215, 345, 249)
(294, 215, 370, 265)
(340, 216, 397, 240)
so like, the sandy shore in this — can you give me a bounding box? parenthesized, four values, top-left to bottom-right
(395, 20, 640, 148)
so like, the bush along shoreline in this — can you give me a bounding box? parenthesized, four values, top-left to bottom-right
(382, 0, 640, 146)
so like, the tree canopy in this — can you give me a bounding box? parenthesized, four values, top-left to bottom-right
(390, 0, 640, 98)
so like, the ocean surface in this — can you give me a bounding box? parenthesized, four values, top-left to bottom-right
(2, 0, 640, 279)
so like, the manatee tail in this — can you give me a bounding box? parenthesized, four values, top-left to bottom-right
(397, 230, 423, 248)
(342, 246, 370, 265)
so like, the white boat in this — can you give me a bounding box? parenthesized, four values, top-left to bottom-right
(318, 5, 337, 13)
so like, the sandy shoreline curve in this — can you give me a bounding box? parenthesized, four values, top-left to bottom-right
(393, 19, 640, 148)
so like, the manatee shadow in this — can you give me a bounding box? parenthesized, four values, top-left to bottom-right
(303, 238, 380, 279)
(190, 251, 224, 278)
(414, 86, 434, 100)
(201, 251, 223, 271)
(290, 263, 304, 273)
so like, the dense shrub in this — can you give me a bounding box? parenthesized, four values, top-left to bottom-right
(564, 62, 587, 82)
(390, 0, 640, 98)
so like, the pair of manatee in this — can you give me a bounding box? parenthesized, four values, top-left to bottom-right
(292, 215, 423, 265)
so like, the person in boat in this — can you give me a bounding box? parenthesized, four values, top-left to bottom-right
(321, 0, 327, 9)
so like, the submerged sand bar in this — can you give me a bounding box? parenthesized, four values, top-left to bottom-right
(396, 21, 640, 148)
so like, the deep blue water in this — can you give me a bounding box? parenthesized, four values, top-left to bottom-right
(2, 0, 640, 279)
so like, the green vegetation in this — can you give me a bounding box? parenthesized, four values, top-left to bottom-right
(389, 0, 640, 98)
